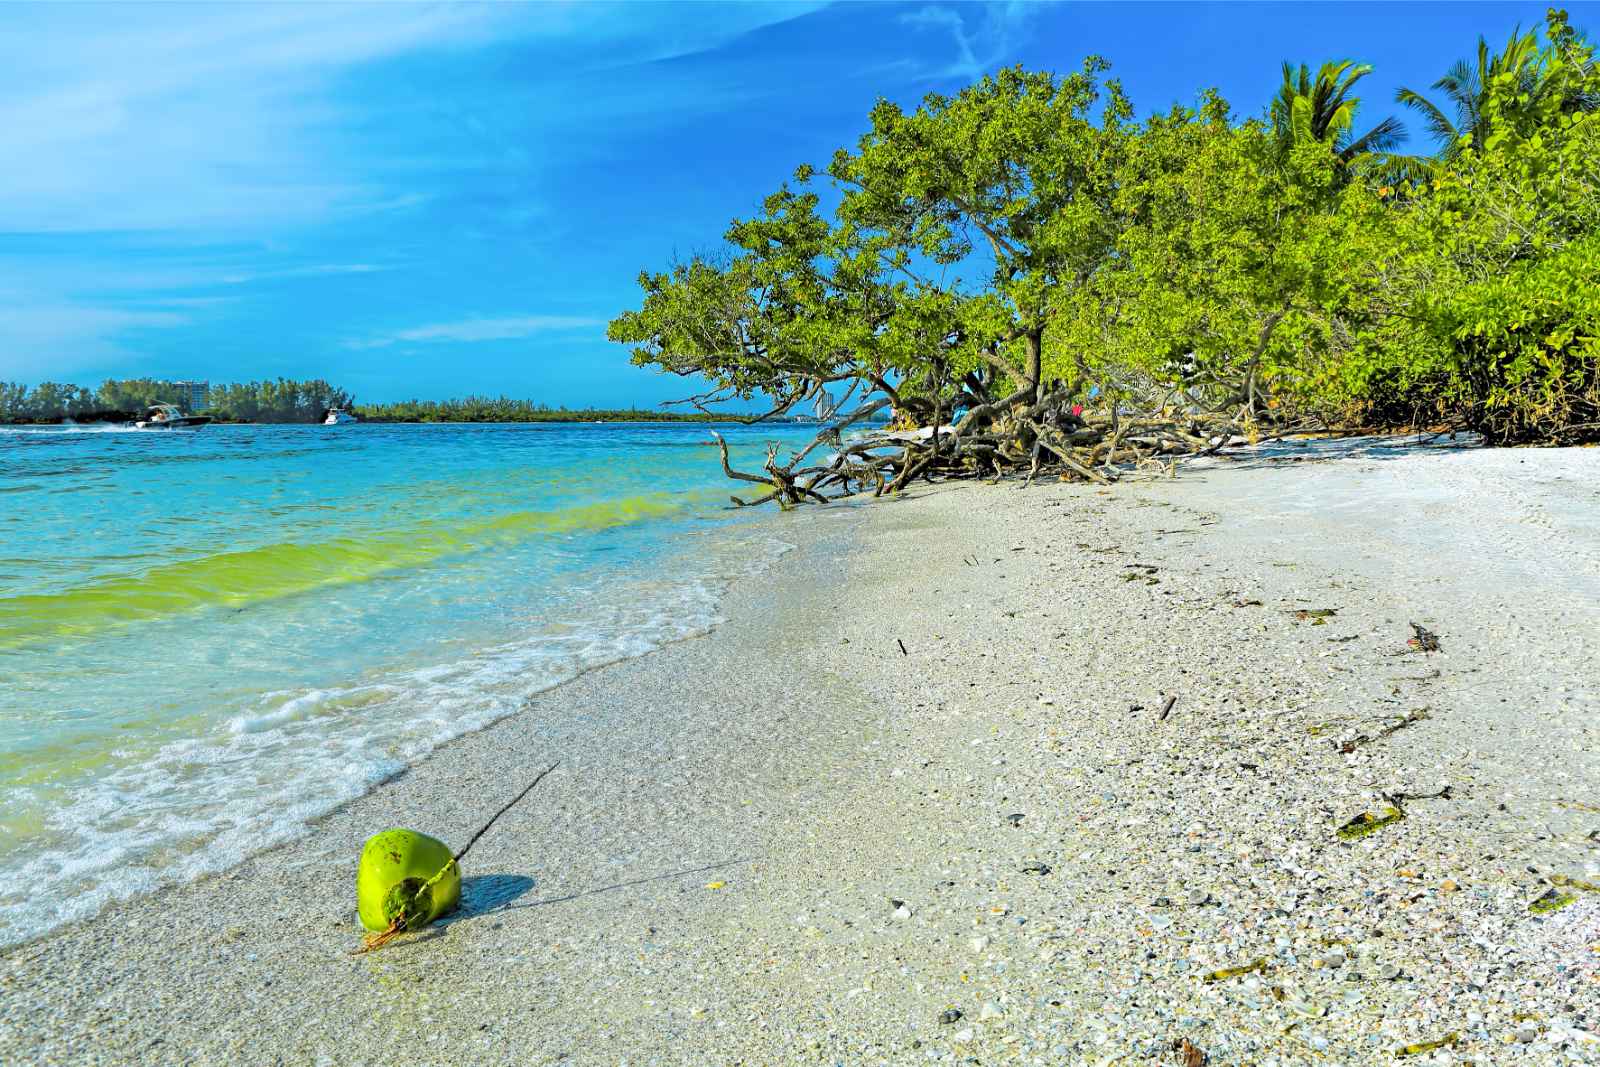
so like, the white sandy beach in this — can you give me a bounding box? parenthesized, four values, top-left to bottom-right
(3, 439, 1598, 1066)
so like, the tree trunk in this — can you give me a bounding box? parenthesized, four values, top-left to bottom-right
(1023, 331, 1043, 404)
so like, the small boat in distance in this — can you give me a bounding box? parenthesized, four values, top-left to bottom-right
(134, 404, 212, 430)
(324, 408, 357, 425)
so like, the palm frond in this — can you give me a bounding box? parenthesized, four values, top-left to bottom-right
(1290, 94, 1315, 147)
(1325, 98, 1359, 140)
(1366, 153, 1438, 185)
(1343, 114, 1407, 159)
(1395, 87, 1460, 150)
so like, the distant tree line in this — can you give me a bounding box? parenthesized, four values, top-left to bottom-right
(0, 379, 741, 425)
(206, 380, 354, 423)
(0, 378, 354, 424)
(353, 396, 722, 423)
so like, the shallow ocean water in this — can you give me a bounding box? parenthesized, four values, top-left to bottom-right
(0, 420, 815, 945)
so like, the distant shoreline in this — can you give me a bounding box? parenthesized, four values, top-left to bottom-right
(350, 411, 818, 425)
(1, 412, 832, 427)
(0, 378, 830, 427)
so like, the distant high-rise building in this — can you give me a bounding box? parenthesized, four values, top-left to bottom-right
(172, 380, 209, 413)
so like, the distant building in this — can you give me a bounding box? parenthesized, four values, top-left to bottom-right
(172, 380, 209, 413)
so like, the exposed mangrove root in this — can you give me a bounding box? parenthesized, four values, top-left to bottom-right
(701, 385, 1345, 508)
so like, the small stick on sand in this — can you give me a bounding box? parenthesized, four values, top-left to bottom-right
(452, 761, 561, 865)
(1157, 694, 1178, 722)
(1383, 784, 1453, 807)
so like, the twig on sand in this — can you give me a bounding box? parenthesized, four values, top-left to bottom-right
(1382, 784, 1453, 808)
(1157, 694, 1178, 722)
(897, 639, 908, 656)
(452, 761, 561, 865)
(1336, 708, 1430, 753)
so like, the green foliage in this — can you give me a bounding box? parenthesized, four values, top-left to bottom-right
(610, 62, 1134, 427)
(613, 8, 1597, 446)
(0, 381, 98, 420)
(1397, 12, 1596, 165)
(0, 378, 354, 424)
(1271, 60, 1406, 168)
(205, 379, 354, 423)
(1319, 11, 1600, 441)
(93, 378, 191, 413)
(0, 380, 727, 426)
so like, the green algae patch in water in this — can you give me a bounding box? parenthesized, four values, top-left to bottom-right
(357, 829, 460, 933)
(0, 493, 691, 651)
(1336, 806, 1405, 841)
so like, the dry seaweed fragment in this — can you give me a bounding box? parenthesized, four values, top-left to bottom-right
(1406, 623, 1441, 653)
(1337, 806, 1405, 841)
(1395, 1032, 1459, 1057)
(1528, 887, 1578, 914)
(1550, 873, 1600, 892)
(1290, 608, 1339, 623)
(1202, 957, 1267, 982)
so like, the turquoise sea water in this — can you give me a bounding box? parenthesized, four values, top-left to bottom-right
(0, 421, 814, 946)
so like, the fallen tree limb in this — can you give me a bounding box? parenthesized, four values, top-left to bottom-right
(687, 382, 1355, 508)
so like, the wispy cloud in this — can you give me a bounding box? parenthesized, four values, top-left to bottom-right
(900, 2, 1042, 82)
(0, 5, 516, 234)
(0, 4, 828, 236)
(345, 315, 603, 350)
(219, 264, 393, 286)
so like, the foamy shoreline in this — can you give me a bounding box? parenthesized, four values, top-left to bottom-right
(4, 439, 1597, 1066)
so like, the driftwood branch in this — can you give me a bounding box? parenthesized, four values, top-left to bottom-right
(684, 367, 1360, 508)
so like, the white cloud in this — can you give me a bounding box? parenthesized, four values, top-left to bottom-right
(0, 0, 824, 379)
(900, 2, 1042, 82)
(219, 264, 392, 286)
(346, 315, 603, 350)
(0, 3, 827, 235)
(0, 5, 511, 233)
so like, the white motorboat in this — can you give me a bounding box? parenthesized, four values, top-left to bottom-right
(134, 404, 212, 430)
(324, 408, 357, 425)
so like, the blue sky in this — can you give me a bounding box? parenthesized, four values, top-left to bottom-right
(0, 1, 1584, 406)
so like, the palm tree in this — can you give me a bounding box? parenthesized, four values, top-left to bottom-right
(1271, 60, 1407, 167)
(1396, 27, 1546, 165)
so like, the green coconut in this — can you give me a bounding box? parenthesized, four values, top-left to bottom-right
(357, 828, 461, 933)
